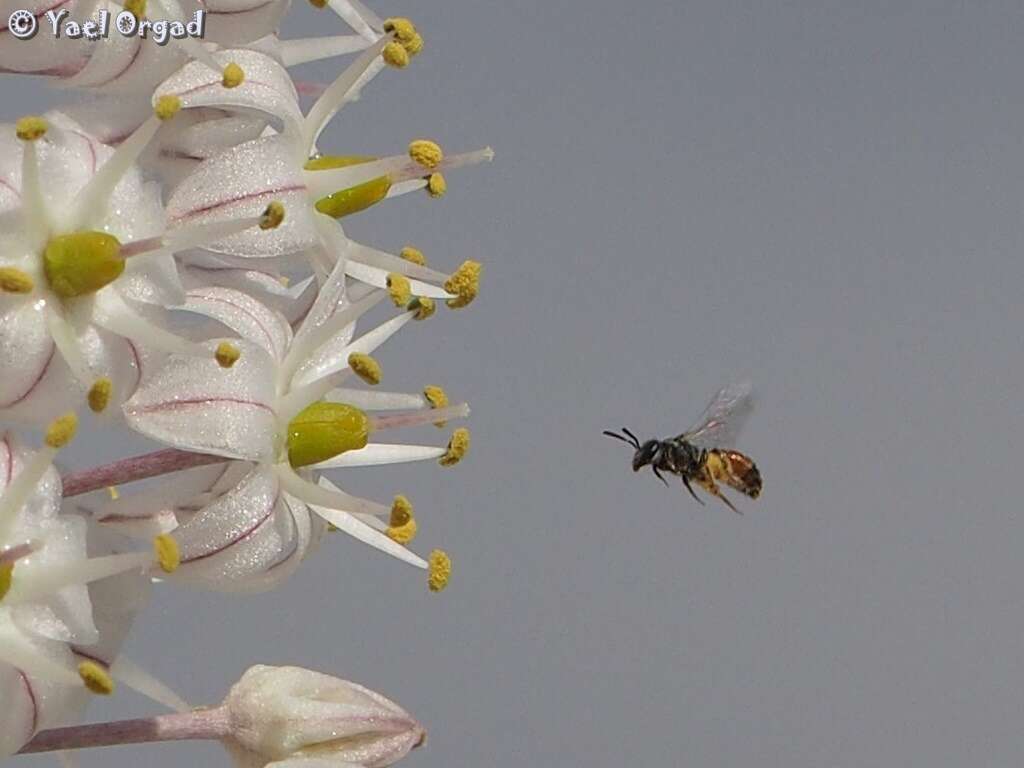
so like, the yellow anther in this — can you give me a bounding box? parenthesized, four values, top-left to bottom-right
(0, 267, 34, 294)
(408, 296, 435, 321)
(443, 260, 481, 308)
(78, 661, 115, 695)
(383, 17, 417, 41)
(123, 0, 145, 18)
(426, 173, 447, 198)
(408, 140, 443, 170)
(387, 517, 418, 544)
(308, 0, 327, 7)
(387, 494, 417, 543)
(15, 117, 47, 141)
(428, 549, 451, 592)
(154, 534, 180, 574)
(0, 563, 13, 601)
(382, 41, 410, 69)
(107, 486, 120, 500)
(215, 341, 241, 368)
(260, 201, 285, 230)
(87, 378, 113, 413)
(400, 245, 426, 266)
(439, 427, 470, 467)
(287, 401, 370, 468)
(386, 272, 412, 307)
(44, 232, 124, 298)
(222, 62, 245, 89)
(423, 386, 449, 427)
(403, 32, 424, 56)
(348, 353, 382, 385)
(154, 95, 181, 121)
(45, 412, 78, 449)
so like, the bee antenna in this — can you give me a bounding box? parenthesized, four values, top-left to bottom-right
(620, 427, 640, 448)
(602, 429, 636, 448)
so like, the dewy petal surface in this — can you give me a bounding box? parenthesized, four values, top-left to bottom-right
(166, 136, 318, 259)
(182, 286, 293, 362)
(123, 339, 279, 461)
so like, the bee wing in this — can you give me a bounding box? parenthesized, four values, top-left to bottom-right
(679, 380, 754, 449)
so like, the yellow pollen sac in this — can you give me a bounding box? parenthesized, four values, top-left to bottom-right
(222, 62, 245, 89)
(107, 485, 120, 500)
(383, 17, 417, 41)
(382, 41, 410, 69)
(426, 173, 447, 198)
(443, 260, 481, 309)
(0, 562, 13, 601)
(400, 245, 426, 266)
(408, 140, 443, 170)
(287, 401, 370, 468)
(408, 296, 435, 321)
(386, 272, 412, 307)
(260, 201, 286, 230)
(348, 353, 382, 385)
(423, 386, 449, 426)
(154, 95, 181, 121)
(87, 378, 113, 413)
(428, 549, 452, 592)
(403, 32, 424, 56)
(387, 517, 418, 544)
(308, 0, 327, 7)
(78, 661, 115, 695)
(123, 0, 145, 18)
(44, 232, 124, 298)
(154, 534, 180, 573)
(0, 267, 34, 294)
(15, 116, 47, 141)
(215, 341, 242, 368)
(45, 412, 78, 449)
(439, 428, 470, 467)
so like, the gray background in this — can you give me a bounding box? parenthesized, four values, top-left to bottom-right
(9, 0, 1024, 766)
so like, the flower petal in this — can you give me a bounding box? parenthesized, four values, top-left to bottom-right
(181, 287, 292, 362)
(201, 0, 290, 46)
(123, 340, 278, 461)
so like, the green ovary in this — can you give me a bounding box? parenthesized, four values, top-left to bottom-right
(287, 401, 370, 468)
(43, 232, 124, 298)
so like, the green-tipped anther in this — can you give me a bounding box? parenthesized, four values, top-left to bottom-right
(44, 232, 124, 298)
(287, 401, 371, 468)
(305, 155, 393, 218)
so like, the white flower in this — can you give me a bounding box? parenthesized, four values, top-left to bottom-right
(117, 263, 465, 590)
(0, 418, 171, 756)
(223, 665, 425, 768)
(0, 108, 287, 422)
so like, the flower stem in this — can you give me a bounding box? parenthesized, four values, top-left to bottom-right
(61, 448, 229, 498)
(18, 708, 231, 754)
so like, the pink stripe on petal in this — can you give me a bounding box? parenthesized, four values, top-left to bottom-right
(0, 342, 55, 409)
(170, 184, 305, 222)
(182, 491, 280, 564)
(19, 671, 38, 737)
(134, 397, 274, 415)
(186, 291, 278, 354)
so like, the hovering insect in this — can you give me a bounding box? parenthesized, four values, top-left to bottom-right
(603, 381, 762, 514)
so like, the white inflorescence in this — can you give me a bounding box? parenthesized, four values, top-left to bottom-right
(0, 0, 487, 760)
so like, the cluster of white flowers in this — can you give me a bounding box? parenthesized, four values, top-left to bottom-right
(0, 0, 488, 762)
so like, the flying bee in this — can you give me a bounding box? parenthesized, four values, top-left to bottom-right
(603, 380, 762, 514)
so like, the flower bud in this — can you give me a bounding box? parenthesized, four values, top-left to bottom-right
(223, 665, 425, 768)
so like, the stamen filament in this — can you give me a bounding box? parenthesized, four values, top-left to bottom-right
(19, 137, 48, 248)
(110, 657, 191, 713)
(279, 35, 374, 67)
(6, 551, 153, 603)
(92, 292, 204, 356)
(0, 448, 56, 541)
(348, 241, 450, 284)
(0, 632, 80, 686)
(313, 443, 446, 468)
(45, 308, 95, 389)
(344, 260, 454, 299)
(324, 388, 426, 411)
(368, 403, 471, 432)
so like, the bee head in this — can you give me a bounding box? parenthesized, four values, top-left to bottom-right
(632, 439, 659, 472)
(603, 427, 658, 471)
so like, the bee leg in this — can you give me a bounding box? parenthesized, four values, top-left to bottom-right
(680, 475, 705, 505)
(704, 482, 742, 515)
(652, 466, 670, 487)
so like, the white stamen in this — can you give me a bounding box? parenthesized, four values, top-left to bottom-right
(69, 114, 163, 230)
(149, 0, 224, 73)
(278, 463, 388, 517)
(344, 260, 454, 299)
(313, 443, 446, 468)
(7, 551, 153, 603)
(303, 36, 389, 151)
(19, 139, 49, 248)
(324, 388, 426, 411)
(279, 35, 374, 67)
(0, 449, 55, 542)
(280, 290, 385, 386)
(370, 402, 471, 431)
(93, 291, 203, 356)
(0, 629, 81, 686)
(45, 308, 95, 389)
(326, 0, 381, 40)
(110, 656, 190, 712)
